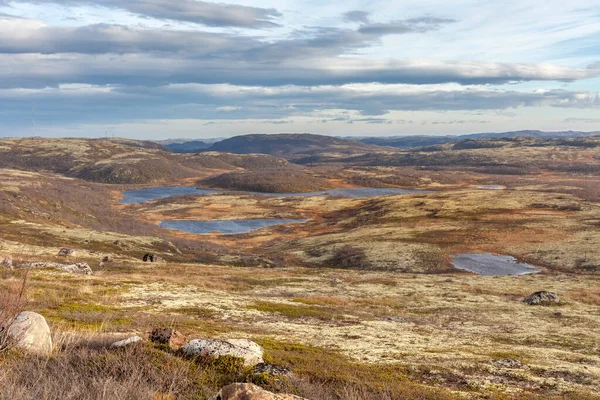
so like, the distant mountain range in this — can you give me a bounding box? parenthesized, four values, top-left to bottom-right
(159, 130, 600, 154)
(356, 130, 600, 148)
(200, 133, 380, 159)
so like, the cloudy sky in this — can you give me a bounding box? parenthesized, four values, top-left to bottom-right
(1, 0, 599, 139)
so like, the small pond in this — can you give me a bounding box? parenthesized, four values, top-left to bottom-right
(451, 253, 540, 276)
(120, 186, 429, 204)
(119, 186, 219, 204)
(159, 218, 310, 235)
(473, 185, 506, 190)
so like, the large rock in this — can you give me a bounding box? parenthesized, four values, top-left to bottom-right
(523, 291, 560, 305)
(182, 339, 264, 367)
(1, 312, 52, 356)
(18, 262, 92, 275)
(150, 328, 188, 350)
(210, 383, 307, 400)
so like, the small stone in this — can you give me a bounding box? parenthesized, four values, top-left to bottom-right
(491, 359, 523, 368)
(523, 291, 560, 306)
(143, 253, 161, 263)
(101, 256, 113, 263)
(150, 328, 188, 350)
(110, 336, 143, 349)
(381, 316, 405, 323)
(210, 383, 307, 400)
(1, 257, 13, 269)
(58, 248, 74, 256)
(252, 363, 292, 377)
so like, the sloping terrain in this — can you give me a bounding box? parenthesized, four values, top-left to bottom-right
(1, 135, 600, 399)
(357, 131, 600, 149)
(206, 133, 388, 160)
(0, 138, 295, 184)
(199, 170, 334, 193)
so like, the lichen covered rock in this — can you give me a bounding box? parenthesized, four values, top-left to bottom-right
(182, 338, 263, 367)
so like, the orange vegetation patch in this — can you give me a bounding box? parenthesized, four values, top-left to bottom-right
(568, 287, 600, 306)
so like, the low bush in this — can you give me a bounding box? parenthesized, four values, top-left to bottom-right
(328, 246, 370, 270)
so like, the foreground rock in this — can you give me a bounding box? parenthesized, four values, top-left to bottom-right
(1, 312, 52, 356)
(182, 339, 264, 367)
(150, 328, 188, 350)
(210, 383, 307, 400)
(523, 291, 560, 305)
(18, 262, 93, 275)
(110, 336, 143, 349)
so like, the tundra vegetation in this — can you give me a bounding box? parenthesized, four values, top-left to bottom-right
(0, 135, 599, 399)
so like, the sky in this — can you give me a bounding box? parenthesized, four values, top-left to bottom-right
(0, 0, 599, 139)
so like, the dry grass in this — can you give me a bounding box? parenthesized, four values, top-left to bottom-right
(0, 271, 29, 353)
(2, 137, 600, 399)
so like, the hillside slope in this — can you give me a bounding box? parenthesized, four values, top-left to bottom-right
(0, 138, 294, 184)
(207, 133, 387, 159)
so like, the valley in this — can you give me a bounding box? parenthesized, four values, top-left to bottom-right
(1, 134, 600, 399)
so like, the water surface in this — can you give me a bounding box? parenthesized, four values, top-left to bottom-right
(121, 186, 428, 204)
(160, 218, 310, 235)
(120, 186, 219, 204)
(473, 185, 506, 190)
(451, 253, 539, 276)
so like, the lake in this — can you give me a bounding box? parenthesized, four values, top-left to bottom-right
(451, 253, 540, 276)
(119, 186, 220, 204)
(159, 218, 310, 235)
(120, 186, 429, 204)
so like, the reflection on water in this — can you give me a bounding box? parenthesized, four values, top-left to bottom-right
(119, 186, 219, 204)
(120, 186, 429, 204)
(159, 218, 310, 235)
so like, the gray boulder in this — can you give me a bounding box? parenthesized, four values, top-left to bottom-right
(523, 291, 560, 305)
(210, 383, 307, 400)
(1, 312, 52, 356)
(58, 248, 74, 256)
(252, 362, 292, 378)
(182, 338, 264, 367)
(110, 336, 143, 349)
(1, 257, 12, 269)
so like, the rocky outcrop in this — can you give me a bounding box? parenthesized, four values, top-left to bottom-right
(1, 312, 52, 356)
(110, 336, 143, 349)
(210, 383, 307, 400)
(252, 363, 292, 378)
(58, 248, 74, 256)
(18, 262, 93, 275)
(491, 359, 523, 368)
(182, 339, 264, 367)
(523, 291, 560, 305)
(143, 253, 162, 263)
(150, 328, 188, 350)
